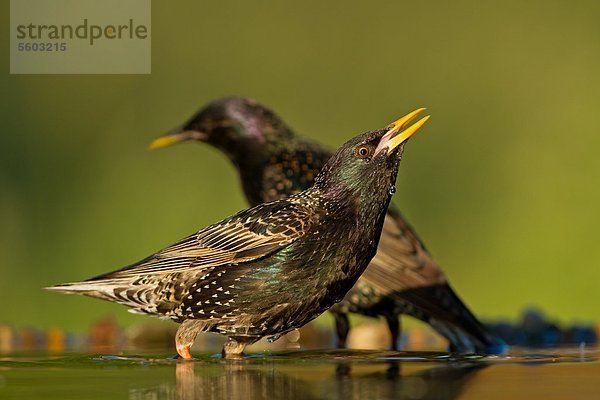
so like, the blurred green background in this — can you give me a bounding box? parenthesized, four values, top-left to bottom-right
(1, 0, 599, 331)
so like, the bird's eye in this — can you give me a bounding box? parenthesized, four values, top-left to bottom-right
(356, 146, 371, 159)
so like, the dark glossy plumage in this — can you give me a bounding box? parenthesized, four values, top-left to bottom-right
(48, 117, 424, 358)
(153, 97, 504, 353)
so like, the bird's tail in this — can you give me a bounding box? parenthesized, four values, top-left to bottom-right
(44, 279, 153, 314)
(397, 283, 507, 354)
(45, 280, 124, 301)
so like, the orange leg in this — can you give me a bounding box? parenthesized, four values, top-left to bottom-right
(176, 342, 193, 359)
(175, 320, 203, 360)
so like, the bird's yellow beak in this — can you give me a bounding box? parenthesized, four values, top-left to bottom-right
(374, 108, 430, 155)
(148, 130, 205, 150)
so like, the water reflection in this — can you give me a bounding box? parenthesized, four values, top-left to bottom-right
(2, 350, 599, 399)
(174, 361, 313, 400)
(331, 361, 485, 400)
(156, 359, 486, 400)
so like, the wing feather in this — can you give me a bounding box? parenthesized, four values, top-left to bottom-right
(90, 199, 315, 280)
(359, 204, 447, 293)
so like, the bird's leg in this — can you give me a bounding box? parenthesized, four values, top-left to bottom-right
(175, 320, 204, 360)
(176, 342, 193, 360)
(385, 314, 401, 351)
(333, 312, 350, 349)
(222, 336, 258, 359)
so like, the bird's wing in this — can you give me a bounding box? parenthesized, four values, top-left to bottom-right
(90, 199, 315, 280)
(359, 203, 447, 293)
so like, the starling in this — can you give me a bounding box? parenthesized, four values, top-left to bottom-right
(47, 109, 429, 358)
(150, 97, 504, 353)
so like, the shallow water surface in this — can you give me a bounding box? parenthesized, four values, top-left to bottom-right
(1, 348, 599, 399)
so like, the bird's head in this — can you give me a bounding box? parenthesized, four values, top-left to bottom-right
(149, 96, 293, 163)
(315, 108, 430, 209)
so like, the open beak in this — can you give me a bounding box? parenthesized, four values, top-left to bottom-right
(374, 108, 430, 156)
(148, 129, 206, 150)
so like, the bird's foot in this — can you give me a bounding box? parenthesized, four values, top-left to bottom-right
(222, 336, 256, 359)
(176, 342, 193, 360)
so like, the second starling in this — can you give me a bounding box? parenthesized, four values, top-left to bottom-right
(47, 109, 429, 358)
